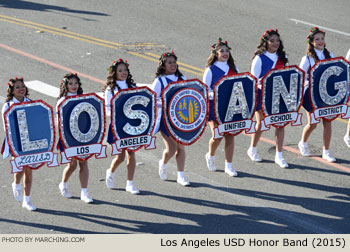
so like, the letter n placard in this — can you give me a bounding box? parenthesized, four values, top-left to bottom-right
(261, 65, 304, 129)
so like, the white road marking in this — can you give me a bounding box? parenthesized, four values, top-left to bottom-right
(289, 18, 350, 37)
(25, 80, 59, 98)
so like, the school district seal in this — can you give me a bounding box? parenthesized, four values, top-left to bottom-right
(168, 88, 207, 132)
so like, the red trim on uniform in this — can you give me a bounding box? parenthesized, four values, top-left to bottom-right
(1, 139, 5, 155)
(274, 56, 285, 69)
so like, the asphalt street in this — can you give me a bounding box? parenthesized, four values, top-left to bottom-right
(0, 0, 349, 234)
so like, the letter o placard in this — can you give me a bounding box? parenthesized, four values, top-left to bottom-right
(57, 93, 106, 161)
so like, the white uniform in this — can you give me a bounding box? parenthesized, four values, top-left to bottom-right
(299, 48, 334, 89)
(104, 80, 135, 143)
(151, 74, 186, 134)
(251, 51, 287, 88)
(104, 80, 129, 117)
(56, 92, 78, 111)
(151, 74, 186, 98)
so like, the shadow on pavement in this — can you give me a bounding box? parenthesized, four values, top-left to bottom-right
(1, 185, 348, 234)
(0, 0, 109, 20)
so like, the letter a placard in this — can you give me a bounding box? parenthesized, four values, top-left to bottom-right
(213, 72, 257, 138)
(309, 57, 350, 123)
(261, 66, 305, 129)
(110, 87, 157, 154)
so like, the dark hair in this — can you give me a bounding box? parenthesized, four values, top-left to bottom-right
(252, 29, 288, 65)
(6, 77, 29, 102)
(103, 59, 135, 95)
(58, 73, 83, 99)
(154, 51, 184, 78)
(306, 27, 331, 61)
(205, 39, 238, 73)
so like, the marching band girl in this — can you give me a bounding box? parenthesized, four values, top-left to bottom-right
(151, 51, 190, 186)
(104, 58, 140, 194)
(57, 73, 94, 203)
(247, 29, 289, 168)
(203, 38, 239, 176)
(1, 77, 36, 211)
(297, 27, 336, 162)
(343, 48, 350, 147)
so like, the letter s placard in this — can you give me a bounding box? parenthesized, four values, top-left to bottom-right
(110, 87, 157, 154)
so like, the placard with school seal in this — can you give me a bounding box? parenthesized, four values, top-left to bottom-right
(162, 79, 208, 145)
(3, 100, 58, 173)
(57, 93, 107, 162)
(261, 65, 305, 129)
(110, 86, 157, 154)
(309, 57, 350, 123)
(213, 72, 257, 138)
